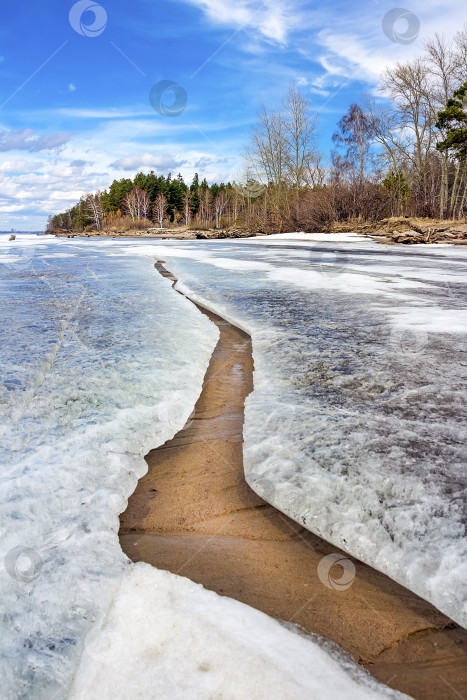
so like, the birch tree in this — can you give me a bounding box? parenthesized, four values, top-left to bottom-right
(123, 186, 151, 221)
(83, 192, 104, 231)
(282, 84, 318, 194)
(182, 190, 191, 226)
(154, 193, 168, 228)
(213, 192, 228, 228)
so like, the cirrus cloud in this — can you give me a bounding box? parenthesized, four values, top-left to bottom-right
(0, 129, 71, 153)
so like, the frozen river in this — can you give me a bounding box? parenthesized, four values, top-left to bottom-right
(0, 231, 465, 698)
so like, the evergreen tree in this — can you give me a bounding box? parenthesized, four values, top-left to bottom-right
(383, 169, 410, 216)
(133, 171, 149, 191)
(190, 173, 200, 216)
(436, 82, 467, 161)
(105, 178, 134, 212)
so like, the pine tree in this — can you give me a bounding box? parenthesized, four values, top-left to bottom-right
(190, 173, 200, 216)
(436, 82, 467, 161)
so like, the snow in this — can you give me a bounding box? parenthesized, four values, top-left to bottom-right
(141, 237, 467, 628)
(247, 232, 369, 242)
(0, 239, 218, 698)
(1, 231, 465, 698)
(69, 564, 405, 700)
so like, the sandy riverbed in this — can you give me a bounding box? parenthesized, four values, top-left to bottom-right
(119, 267, 467, 699)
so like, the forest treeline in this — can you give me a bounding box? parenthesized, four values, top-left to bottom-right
(48, 27, 467, 234)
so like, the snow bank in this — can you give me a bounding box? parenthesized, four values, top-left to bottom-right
(69, 564, 405, 700)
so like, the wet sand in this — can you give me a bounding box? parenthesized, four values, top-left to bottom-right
(119, 266, 467, 699)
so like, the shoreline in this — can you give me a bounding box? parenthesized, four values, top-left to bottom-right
(45, 216, 467, 244)
(119, 265, 467, 699)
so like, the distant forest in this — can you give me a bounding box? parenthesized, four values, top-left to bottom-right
(49, 27, 467, 234)
(48, 172, 236, 232)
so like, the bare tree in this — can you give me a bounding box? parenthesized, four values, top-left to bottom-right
(198, 188, 212, 226)
(332, 103, 372, 181)
(380, 59, 435, 187)
(213, 192, 228, 228)
(122, 186, 151, 221)
(425, 33, 462, 216)
(282, 84, 318, 195)
(83, 192, 104, 231)
(46, 215, 55, 233)
(182, 190, 191, 226)
(154, 193, 168, 228)
(246, 106, 286, 188)
(454, 26, 467, 83)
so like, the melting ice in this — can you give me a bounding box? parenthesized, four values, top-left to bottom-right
(149, 234, 467, 628)
(0, 236, 218, 698)
(0, 234, 403, 699)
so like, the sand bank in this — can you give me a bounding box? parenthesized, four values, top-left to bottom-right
(119, 266, 467, 699)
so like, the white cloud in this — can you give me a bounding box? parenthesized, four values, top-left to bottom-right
(183, 0, 300, 43)
(109, 152, 187, 171)
(0, 204, 26, 213)
(0, 129, 71, 153)
(0, 159, 41, 173)
(69, 159, 90, 169)
(0, 115, 241, 229)
(68, 83, 77, 92)
(57, 107, 149, 119)
(306, 0, 467, 87)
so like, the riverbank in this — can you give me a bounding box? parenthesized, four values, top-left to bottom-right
(119, 265, 467, 700)
(50, 227, 255, 240)
(47, 216, 467, 244)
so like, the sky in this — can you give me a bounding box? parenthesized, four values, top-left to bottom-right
(1, 0, 466, 230)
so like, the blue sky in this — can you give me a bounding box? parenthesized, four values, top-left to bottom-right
(0, 0, 466, 229)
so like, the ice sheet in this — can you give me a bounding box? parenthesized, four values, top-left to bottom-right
(0, 238, 218, 698)
(69, 564, 405, 700)
(143, 237, 467, 628)
(1, 232, 465, 699)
